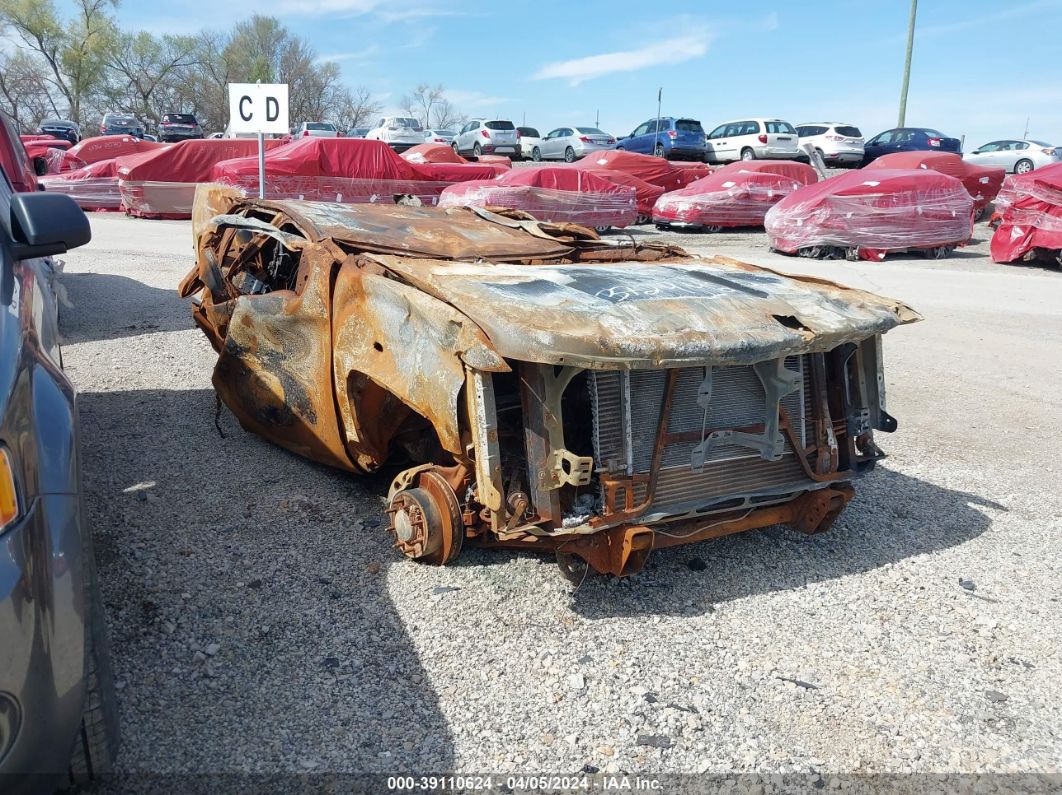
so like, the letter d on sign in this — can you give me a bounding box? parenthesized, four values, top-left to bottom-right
(266, 97, 279, 122)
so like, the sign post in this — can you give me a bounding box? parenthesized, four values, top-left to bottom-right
(227, 82, 290, 199)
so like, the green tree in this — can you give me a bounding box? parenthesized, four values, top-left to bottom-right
(0, 0, 118, 124)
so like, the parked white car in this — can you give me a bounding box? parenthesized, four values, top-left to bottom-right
(365, 117, 424, 152)
(423, 129, 455, 144)
(704, 118, 802, 163)
(964, 139, 1062, 174)
(296, 122, 339, 138)
(532, 126, 616, 162)
(518, 126, 542, 160)
(795, 122, 865, 167)
(453, 119, 520, 158)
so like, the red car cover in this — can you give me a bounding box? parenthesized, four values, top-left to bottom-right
(438, 166, 637, 229)
(653, 160, 817, 229)
(24, 139, 71, 157)
(865, 152, 1004, 216)
(765, 168, 974, 261)
(210, 138, 502, 206)
(42, 148, 87, 174)
(401, 143, 467, 164)
(118, 138, 286, 218)
(573, 150, 709, 191)
(568, 166, 663, 220)
(990, 162, 1062, 264)
(40, 158, 122, 211)
(68, 135, 166, 165)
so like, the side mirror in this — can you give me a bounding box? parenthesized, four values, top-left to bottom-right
(9, 192, 91, 259)
(32, 156, 49, 177)
(971, 149, 982, 155)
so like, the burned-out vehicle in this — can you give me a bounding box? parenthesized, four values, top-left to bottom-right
(180, 187, 919, 578)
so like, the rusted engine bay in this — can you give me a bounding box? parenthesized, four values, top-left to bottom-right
(181, 187, 920, 577)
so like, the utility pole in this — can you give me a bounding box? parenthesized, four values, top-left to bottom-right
(595, 109, 599, 127)
(897, 0, 918, 127)
(655, 88, 662, 155)
(1024, 117, 1030, 138)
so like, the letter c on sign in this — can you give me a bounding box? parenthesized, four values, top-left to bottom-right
(239, 96, 253, 122)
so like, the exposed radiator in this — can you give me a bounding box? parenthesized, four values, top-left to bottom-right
(588, 357, 815, 517)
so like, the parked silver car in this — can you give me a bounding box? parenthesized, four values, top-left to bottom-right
(453, 119, 519, 158)
(964, 139, 1062, 174)
(296, 121, 339, 138)
(531, 126, 617, 162)
(423, 129, 456, 144)
(705, 118, 801, 163)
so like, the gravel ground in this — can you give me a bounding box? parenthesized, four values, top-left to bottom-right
(59, 210, 1062, 787)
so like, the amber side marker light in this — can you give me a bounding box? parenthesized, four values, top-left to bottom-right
(0, 448, 20, 530)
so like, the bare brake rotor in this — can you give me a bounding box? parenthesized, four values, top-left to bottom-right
(386, 470, 464, 565)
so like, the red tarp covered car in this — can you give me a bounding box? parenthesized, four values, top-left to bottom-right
(68, 134, 166, 165)
(765, 168, 974, 261)
(118, 138, 286, 218)
(653, 160, 817, 230)
(210, 137, 504, 206)
(572, 150, 711, 191)
(864, 151, 1004, 217)
(989, 162, 1062, 265)
(438, 166, 637, 229)
(40, 158, 123, 211)
(401, 143, 467, 164)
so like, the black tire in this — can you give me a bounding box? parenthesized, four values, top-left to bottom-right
(68, 558, 119, 786)
(472, 142, 482, 158)
(1014, 158, 1034, 175)
(564, 146, 576, 163)
(451, 141, 460, 155)
(532, 147, 542, 162)
(654, 144, 666, 158)
(741, 147, 755, 161)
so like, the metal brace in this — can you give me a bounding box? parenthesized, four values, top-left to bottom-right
(691, 358, 803, 469)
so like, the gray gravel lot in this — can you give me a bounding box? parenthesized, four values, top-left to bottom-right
(59, 209, 1062, 784)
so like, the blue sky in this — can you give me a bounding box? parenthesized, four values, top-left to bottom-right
(96, 0, 1062, 146)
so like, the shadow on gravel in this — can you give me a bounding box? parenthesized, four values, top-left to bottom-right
(77, 386, 455, 776)
(60, 272, 191, 344)
(569, 465, 1004, 619)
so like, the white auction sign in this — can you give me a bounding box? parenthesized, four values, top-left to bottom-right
(227, 82, 289, 135)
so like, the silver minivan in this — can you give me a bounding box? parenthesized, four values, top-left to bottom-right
(453, 119, 520, 158)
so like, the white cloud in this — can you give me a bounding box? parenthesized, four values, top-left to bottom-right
(316, 45, 381, 64)
(444, 89, 513, 109)
(278, 0, 383, 15)
(533, 32, 711, 86)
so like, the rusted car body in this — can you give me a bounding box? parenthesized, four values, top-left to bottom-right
(181, 187, 919, 577)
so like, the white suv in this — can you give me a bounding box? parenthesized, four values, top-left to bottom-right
(704, 118, 802, 163)
(796, 122, 865, 167)
(453, 119, 520, 158)
(365, 117, 424, 152)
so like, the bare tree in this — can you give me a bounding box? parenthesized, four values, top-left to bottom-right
(402, 83, 445, 128)
(335, 86, 382, 131)
(0, 0, 118, 124)
(0, 49, 62, 129)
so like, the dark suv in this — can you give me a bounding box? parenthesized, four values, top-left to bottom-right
(615, 117, 707, 161)
(99, 112, 144, 138)
(36, 119, 81, 146)
(0, 109, 118, 793)
(158, 113, 204, 143)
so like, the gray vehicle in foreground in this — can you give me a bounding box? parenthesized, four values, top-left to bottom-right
(0, 122, 118, 793)
(531, 126, 616, 162)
